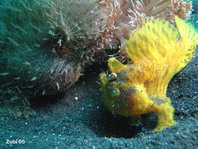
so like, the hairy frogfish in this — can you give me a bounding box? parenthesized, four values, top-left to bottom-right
(100, 16, 198, 132)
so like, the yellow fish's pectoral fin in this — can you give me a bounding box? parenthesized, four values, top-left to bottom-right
(153, 102, 176, 132)
(108, 57, 126, 73)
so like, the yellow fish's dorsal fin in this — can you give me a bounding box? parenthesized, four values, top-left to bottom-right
(174, 16, 198, 72)
(175, 16, 198, 45)
(124, 17, 180, 63)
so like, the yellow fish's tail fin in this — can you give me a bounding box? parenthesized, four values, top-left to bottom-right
(175, 16, 198, 72)
(124, 18, 180, 63)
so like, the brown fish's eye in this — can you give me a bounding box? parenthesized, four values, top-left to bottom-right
(108, 73, 117, 82)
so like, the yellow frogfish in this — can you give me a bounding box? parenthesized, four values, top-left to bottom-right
(100, 16, 198, 132)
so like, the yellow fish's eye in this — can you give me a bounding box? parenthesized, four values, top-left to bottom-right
(108, 73, 118, 82)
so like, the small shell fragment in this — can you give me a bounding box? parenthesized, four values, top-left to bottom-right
(0, 72, 9, 76)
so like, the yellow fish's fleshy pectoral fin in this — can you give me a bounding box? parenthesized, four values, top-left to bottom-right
(153, 102, 176, 132)
(108, 57, 126, 73)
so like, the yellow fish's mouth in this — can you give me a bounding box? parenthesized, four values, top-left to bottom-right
(100, 72, 120, 97)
